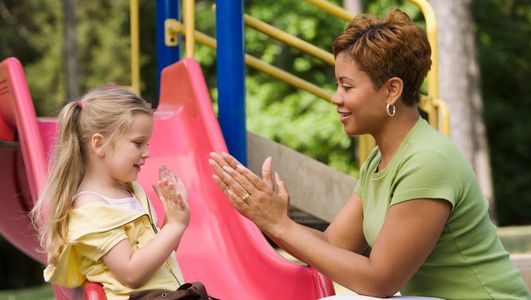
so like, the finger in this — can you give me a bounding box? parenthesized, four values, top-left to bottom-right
(234, 163, 269, 192)
(156, 181, 174, 211)
(220, 167, 250, 199)
(209, 152, 233, 169)
(174, 192, 187, 210)
(226, 189, 248, 211)
(261, 157, 273, 190)
(159, 165, 169, 180)
(223, 165, 257, 197)
(161, 165, 176, 183)
(160, 181, 174, 205)
(209, 158, 232, 187)
(220, 152, 243, 169)
(153, 183, 164, 199)
(212, 174, 229, 192)
(275, 172, 290, 201)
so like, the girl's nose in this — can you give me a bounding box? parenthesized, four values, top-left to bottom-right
(142, 149, 150, 159)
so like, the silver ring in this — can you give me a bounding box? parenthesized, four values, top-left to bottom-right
(241, 193, 251, 202)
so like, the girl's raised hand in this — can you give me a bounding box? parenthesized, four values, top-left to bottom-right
(153, 166, 190, 229)
(158, 165, 188, 202)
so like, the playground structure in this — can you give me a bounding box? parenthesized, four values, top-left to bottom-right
(0, 56, 334, 300)
(0, 0, 452, 299)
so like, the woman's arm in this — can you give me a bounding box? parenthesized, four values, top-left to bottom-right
(270, 193, 369, 260)
(209, 152, 450, 297)
(276, 198, 450, 297)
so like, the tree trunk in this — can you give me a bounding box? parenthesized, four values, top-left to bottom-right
(431, 0, 496, 222)
(63, 0, 79, 101)
(343, 0, 362, 15)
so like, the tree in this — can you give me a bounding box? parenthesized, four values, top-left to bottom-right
(343, 0, 363, 15)
(431, 0, 496, 220)
(63, 0, 80, 100)
(473, 0, 531, 225)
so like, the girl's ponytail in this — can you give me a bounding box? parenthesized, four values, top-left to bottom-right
(31, 101, 86, 263)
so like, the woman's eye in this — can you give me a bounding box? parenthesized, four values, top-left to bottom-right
(342, 85, 352, 91)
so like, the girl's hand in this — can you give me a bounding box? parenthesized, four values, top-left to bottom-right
(153, 166, 190, 229)
(208, 152, 291, 238)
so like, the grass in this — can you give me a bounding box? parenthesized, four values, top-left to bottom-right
(0, 284, 54, 300)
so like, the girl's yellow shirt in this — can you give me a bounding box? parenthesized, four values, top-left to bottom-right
(44, 183, 183, 300)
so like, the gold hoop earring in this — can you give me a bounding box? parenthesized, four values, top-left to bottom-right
(386, 103, 396, 117)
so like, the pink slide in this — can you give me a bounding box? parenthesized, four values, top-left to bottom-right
(0, 57, 335, 299)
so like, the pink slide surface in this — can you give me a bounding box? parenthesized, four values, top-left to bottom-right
(0, 57, 335, 299)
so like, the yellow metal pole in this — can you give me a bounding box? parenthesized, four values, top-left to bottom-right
(129, 0, 140, 94)
(174, 22, 334, 101)
(435, 99, 450, 136)
(409, 0, 439, 100)
(244, 14, 335, 65)
(304, 0, 354, 22)
(409, 0, 440, 129)
(244, 55, 334, 100)
(183, 0, 195, 58)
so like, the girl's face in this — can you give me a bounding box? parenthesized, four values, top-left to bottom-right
(331, 52, 389, 136)
(105, 113, 153, 183)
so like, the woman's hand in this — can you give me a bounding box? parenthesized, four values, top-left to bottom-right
(153, 165, 190, 229)
(208, 152, 292, 238)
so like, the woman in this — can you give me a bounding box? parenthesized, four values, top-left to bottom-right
(208, 9, 529, 300)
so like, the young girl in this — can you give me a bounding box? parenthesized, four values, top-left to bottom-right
(31, 86, 189, 300)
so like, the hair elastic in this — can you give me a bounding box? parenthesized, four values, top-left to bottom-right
(77, 100, 83, 109)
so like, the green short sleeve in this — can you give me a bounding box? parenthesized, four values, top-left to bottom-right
(390, 150, 459, 208)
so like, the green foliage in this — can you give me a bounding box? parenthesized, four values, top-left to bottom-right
(1, 0, 530, 224)
(473, 0, 531, 225)
(243, 0, 359, 176)
(0, 0, 64, 116)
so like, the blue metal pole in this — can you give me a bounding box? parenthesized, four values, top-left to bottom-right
(216, 0, 247, 165)
(156, 0, 181, 99)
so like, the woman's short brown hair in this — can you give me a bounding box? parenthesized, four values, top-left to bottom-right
(332, 9, 431, 106)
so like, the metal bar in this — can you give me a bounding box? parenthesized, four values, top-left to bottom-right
(156, 0, 181, 99)
(304, 0, 354, 22)
(435, 99, 450, 136)
(216, 0, 247, 165)
(409, 0, 439, 100)
(183, 0, 195, 58)
(130, 0, 140, 94)
(245, 55, 334, 100)
(244, 14, 335, 65)
(176, 23, 334, 102)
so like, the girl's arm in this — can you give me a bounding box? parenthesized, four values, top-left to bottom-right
(103, 168, 190, 288)
(102, 222, 186, 288)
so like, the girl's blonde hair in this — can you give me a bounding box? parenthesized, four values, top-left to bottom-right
(30, 86, 152, 264)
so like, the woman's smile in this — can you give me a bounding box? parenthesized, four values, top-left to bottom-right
(337, 110, 352, 123)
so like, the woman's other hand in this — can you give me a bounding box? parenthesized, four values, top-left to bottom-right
(208, 152, 292, 238)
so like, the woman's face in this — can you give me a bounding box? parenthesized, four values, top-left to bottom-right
(332, 52, 389, 136)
